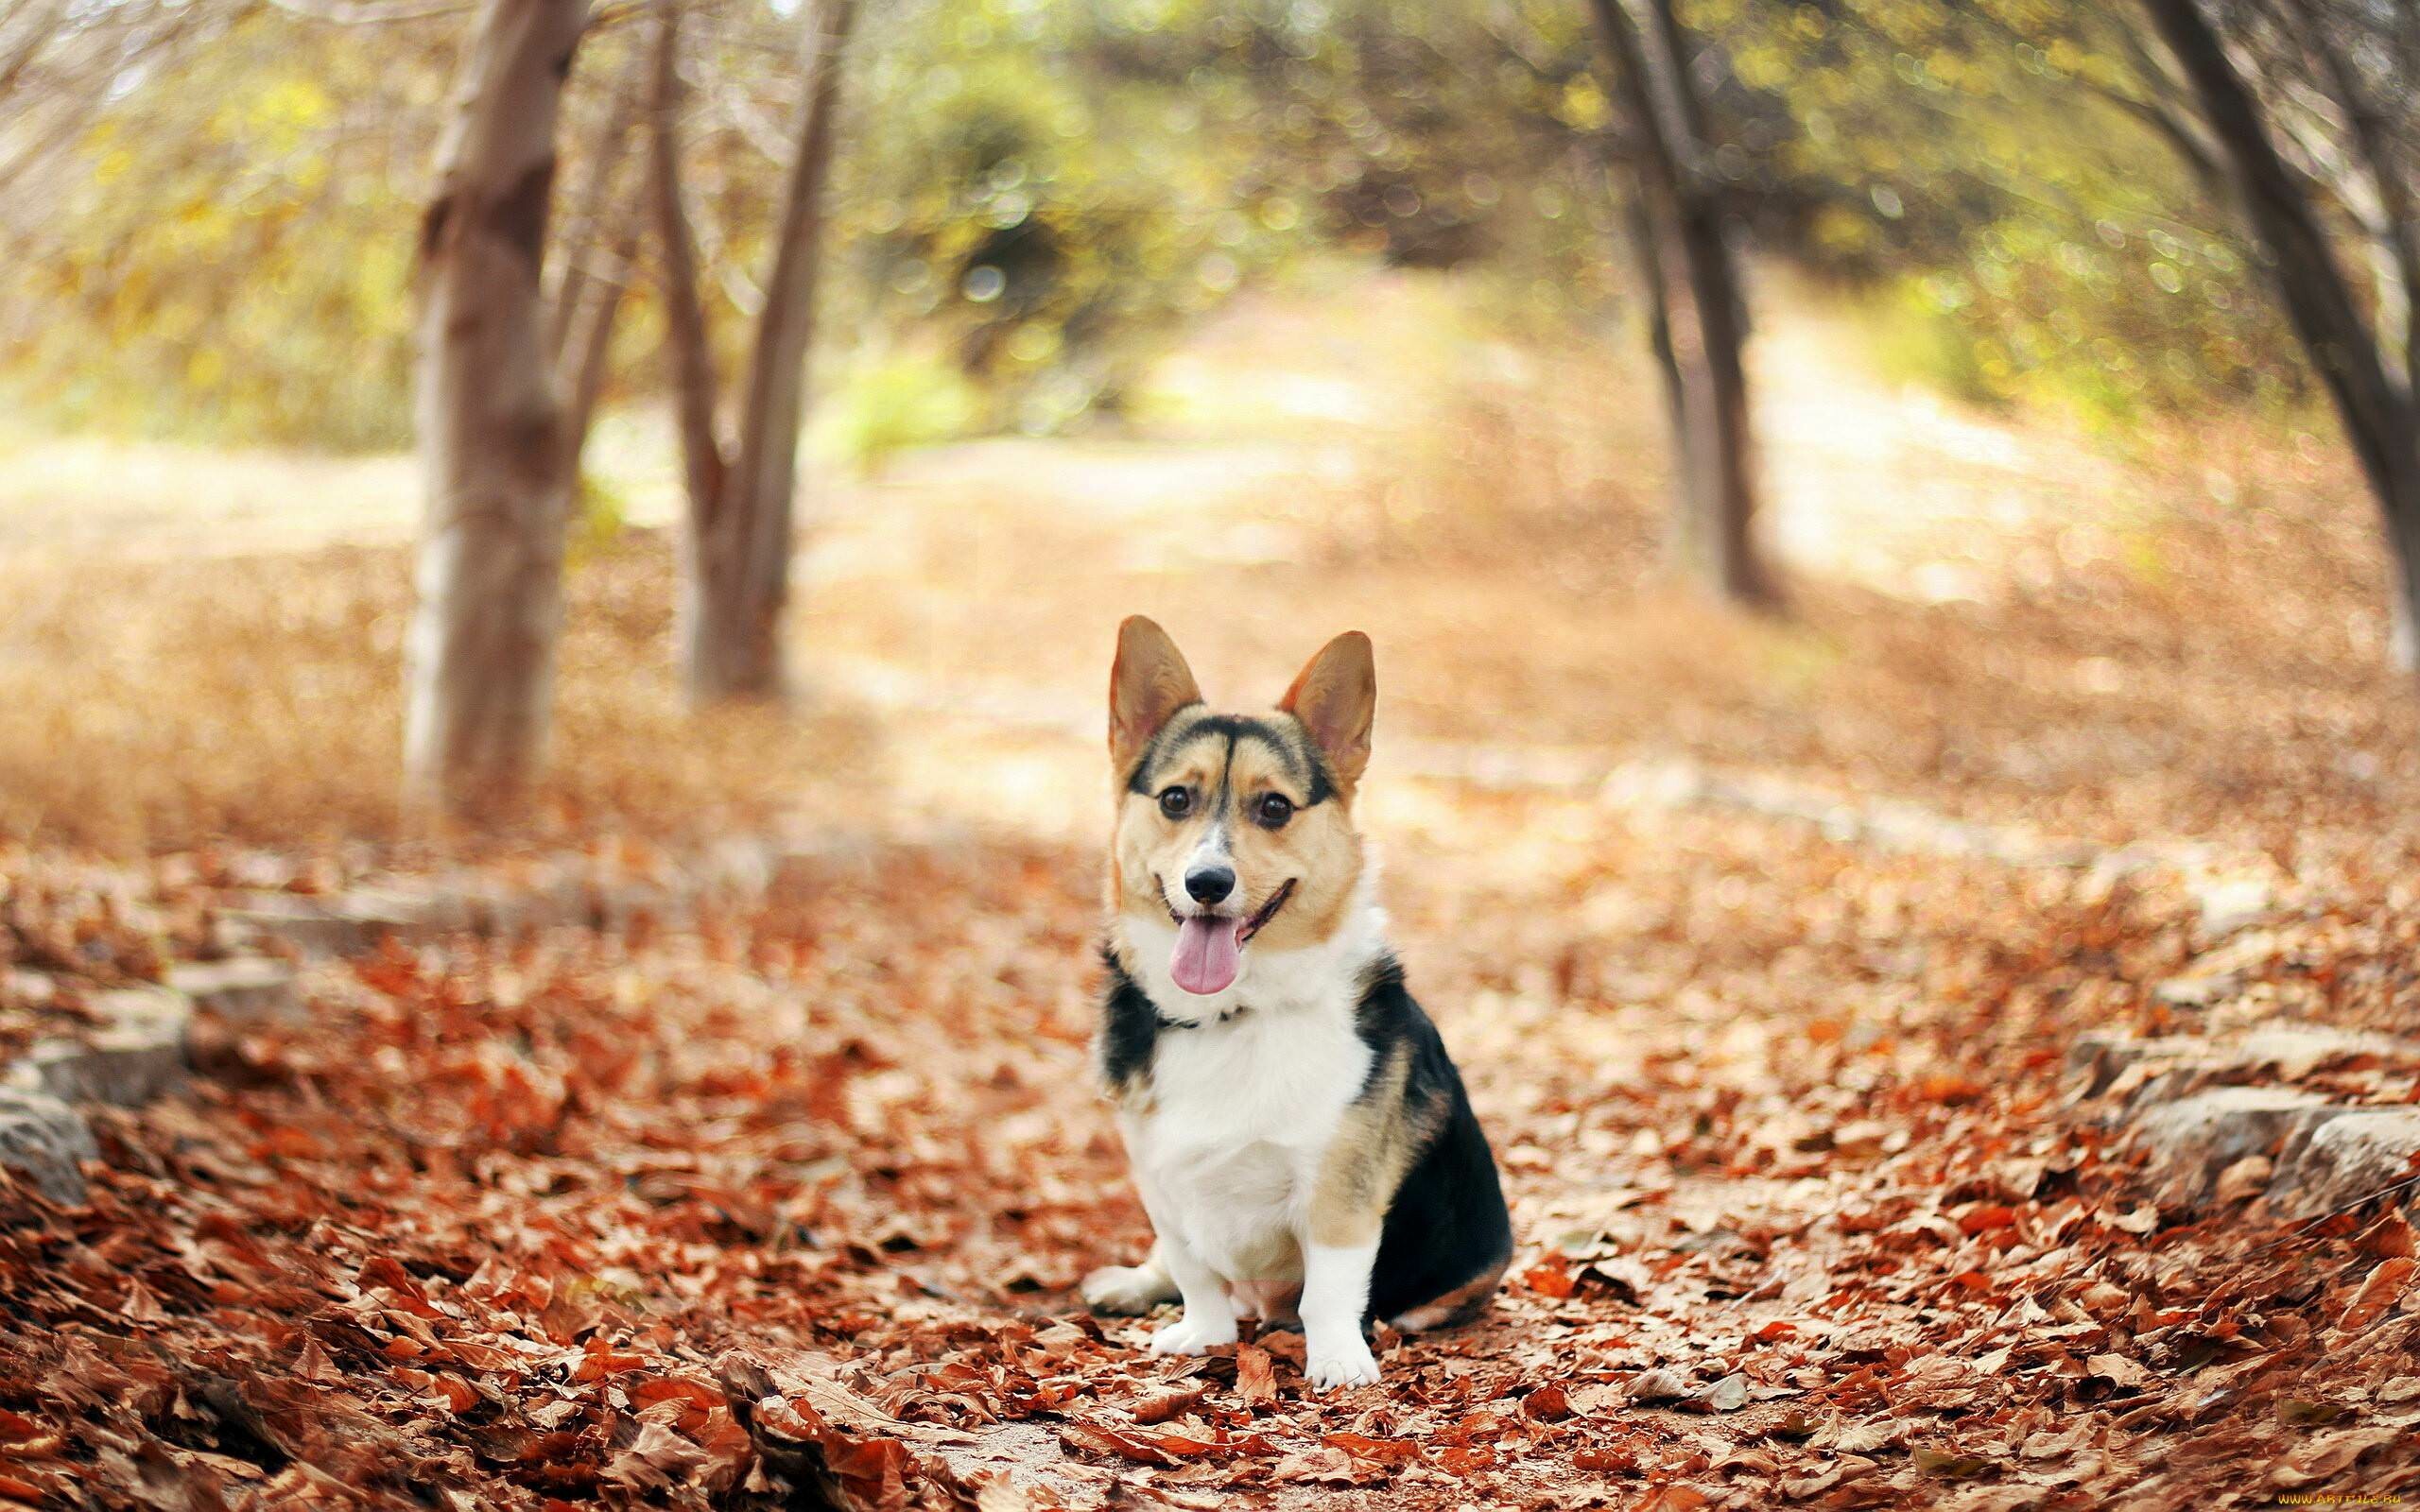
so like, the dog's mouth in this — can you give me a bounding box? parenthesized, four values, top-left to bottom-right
(1160, 878, 1296, 996)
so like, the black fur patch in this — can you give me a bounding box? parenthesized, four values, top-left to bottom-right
(1350, 955, 1515, 1324)
(1125, 710, 1337, 808)
(1098, 947, 1161, 1093)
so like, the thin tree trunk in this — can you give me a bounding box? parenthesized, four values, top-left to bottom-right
(546, 50, 642, 368)
(1608, 157, 1693, 541)
(679, 0, 857, 703)
(556, 206, 641, 472)
(2140, 0, 2420, 670)
(648, 0, 733, 567)
(1586, 0, 1774, 609)
(402, 0, 591, 814)
(2302, 20, 2420, 397)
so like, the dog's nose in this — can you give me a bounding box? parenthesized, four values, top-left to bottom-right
(1184, 866, 1236, 905)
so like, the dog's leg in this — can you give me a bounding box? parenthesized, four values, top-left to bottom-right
(1299, 1238, 1381, 1389)
(1080, 1240, 1180, 1316)
(1144, 1229, 1239, 1358)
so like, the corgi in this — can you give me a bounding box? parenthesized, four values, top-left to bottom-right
(1080, 617, 1513, 1390)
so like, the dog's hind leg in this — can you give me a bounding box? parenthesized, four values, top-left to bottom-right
(1080, 1240, 1180, 1315)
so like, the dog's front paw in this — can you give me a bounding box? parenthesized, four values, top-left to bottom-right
(1081, 1263, 1176, 1316)
(1147, 1310, 1238, 1358)
(1305, 1335, 1381, 1391)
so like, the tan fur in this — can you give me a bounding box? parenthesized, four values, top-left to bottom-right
(1109, 616, 1201, 779)
(1280, 631, 1375, 794)
(1306, 1042, 1444, 1248)
(1110, 708, 1366, 955)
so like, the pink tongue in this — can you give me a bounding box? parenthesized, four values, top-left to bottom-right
(1170, 915, 1243, 996)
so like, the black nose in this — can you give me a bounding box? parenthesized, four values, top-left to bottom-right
(1184, 866, 1236, 905)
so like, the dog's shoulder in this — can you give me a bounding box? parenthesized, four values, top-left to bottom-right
(1097, 942, 1162, 1100)
(1344, 953, 1460, 1106)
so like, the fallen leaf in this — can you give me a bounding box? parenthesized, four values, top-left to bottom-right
(2340, 1256, 2416, 1331)
(1235, 1343, 1277, 1407)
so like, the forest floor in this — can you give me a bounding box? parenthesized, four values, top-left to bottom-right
(7, 268, 2420, 1509)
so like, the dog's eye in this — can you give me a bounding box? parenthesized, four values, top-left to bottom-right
(1157, 785, 1193, 819)
(1254, 793, 1294, 829)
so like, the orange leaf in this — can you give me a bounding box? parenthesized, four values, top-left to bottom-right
(2342, 1257, 2417, 1332)
(1322, 1432, 1422, 1468)
(1524, 1256, 1578, 1299)
(1236, 1344, 1278, 1407)
(1131, 1382, 1211, 1425)
(1522, 1383, 1571, 1421)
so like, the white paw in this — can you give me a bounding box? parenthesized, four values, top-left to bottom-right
(1305, 1336, 1381, 1390)
(1148, 1310, 1238, 1358)
(1080, 1263, 1174, 1316)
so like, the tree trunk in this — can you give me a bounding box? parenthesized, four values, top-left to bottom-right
(546, 50, 642, 369)
(648, 0, 727, 523)
(2140, 0, 2420, 671)
(555, 209, 640, 472)
(1586, 0, 1775, 609)
(402, 0, 591, 815)
(662, 0, 857, 704)
(1611, 161, 1687, 458)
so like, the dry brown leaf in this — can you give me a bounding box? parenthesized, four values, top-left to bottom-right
(1234, 1343, 1278, 1407)
(2340, 1256, 2416, 1332)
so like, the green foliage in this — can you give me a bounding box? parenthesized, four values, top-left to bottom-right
(568, 472, 633, 563)
(0, 11, 440, 450)
(812, 348, 984, 471)
(1689, 0, 2306, 419)
(0, 0, 2341, 452)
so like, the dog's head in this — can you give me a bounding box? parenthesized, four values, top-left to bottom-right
(1106, 616, 1374, 999)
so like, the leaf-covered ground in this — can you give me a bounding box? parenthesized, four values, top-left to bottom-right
(8, 275, 2420, 1506)
(9, 788, 2420, 1509)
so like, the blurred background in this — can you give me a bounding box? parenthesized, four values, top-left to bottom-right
(1, 0, 2415, 856)
(12, 8, 2420, 1502)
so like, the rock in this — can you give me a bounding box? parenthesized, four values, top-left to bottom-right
(7, 987, 192, 1107)
(2215, 1155, 2273, 1204)
(2066, 1033, 2201, 1100)
(702, 836, 778, 901)
(221, 893, 367, 956)
(2152, 972, 2240, 1010)
(2189, 874, 2274, 941)
(166, 956, 299, 1022)
(0, 1089, 96, 1204)
(2228, 1024, 2414, 1081)
(2132, 1087, 2330, 1203)
(2272, 1108, 2420, 1220)
(340, 883, 470, 934)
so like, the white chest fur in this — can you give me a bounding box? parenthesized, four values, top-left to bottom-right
(1121, 1004, 1374, 1281)
(1113, 886, 1386, 1285)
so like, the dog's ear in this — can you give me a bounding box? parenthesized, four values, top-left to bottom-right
(1280, 630, 1374, 794)
(1111, 616, 1202, 778)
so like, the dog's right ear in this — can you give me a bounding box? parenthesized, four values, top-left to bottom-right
(1110, 616, 1201, 779)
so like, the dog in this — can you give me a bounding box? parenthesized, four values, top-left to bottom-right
(1079, 616, 1513, 1390)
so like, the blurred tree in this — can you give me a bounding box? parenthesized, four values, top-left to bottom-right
(551, 48, 647, 470)
(1685, 0, 2298, 418)
(2135, 0, 2420, 668)
(651, 0, 859, 703)
(402, 0, 593, 813)
(1589, 0, 1772, 608)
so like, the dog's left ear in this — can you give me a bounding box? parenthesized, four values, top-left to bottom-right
(1280, 630, 1375, 794)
